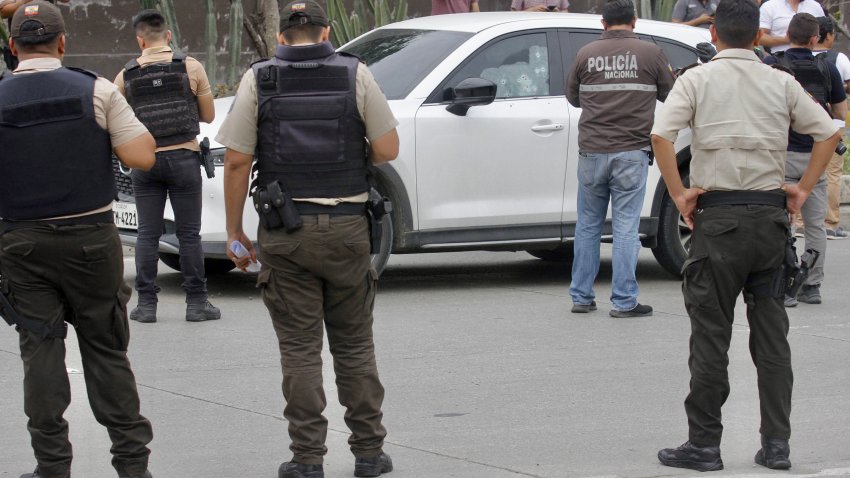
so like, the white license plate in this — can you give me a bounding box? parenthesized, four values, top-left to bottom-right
(114, 202, 138, 230)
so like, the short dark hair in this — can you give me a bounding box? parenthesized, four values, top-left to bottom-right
(817, 16, 834, 43)
(713, 0, 759, 49)
(602, 0, 636, 26)
(13, 20, 60, 54)
(281, 23, 326, 44)
(788, 13, 819, 45)
(132, 9, 167, 41)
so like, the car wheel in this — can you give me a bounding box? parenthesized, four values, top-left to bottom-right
(652, 173, 691, 277)
(528, 244, 574, 262)
(158, 253, 236, 275)
(370, 198, 393, 276)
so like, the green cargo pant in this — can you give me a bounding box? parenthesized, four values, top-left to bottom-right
(257, 214, 387, 465)
(0, 222, 153, 478)
(682, 204, 793, 447)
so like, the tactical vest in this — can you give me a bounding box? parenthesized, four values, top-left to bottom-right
(0, 67, 115, 220)
(123, 52, 200, 148)
(254, 42, 369, 199)
(775, 51, 833, 111)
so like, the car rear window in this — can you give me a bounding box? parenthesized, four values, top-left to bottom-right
(342, 28, 473, 100)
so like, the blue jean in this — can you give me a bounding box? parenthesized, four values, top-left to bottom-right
(132, 149, 207, 304)
(569, 150, 649, 311)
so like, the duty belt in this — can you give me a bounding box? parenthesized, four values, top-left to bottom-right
(697, 189, 786, 209)
(295, 202, 366, 216)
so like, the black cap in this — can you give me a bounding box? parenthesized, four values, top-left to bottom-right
(10, 1, 65, 39)
(281, 0, 329, 31)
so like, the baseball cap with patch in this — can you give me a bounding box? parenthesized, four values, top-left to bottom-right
(10, 1, 65, 39)
(281, 0, 329, 31)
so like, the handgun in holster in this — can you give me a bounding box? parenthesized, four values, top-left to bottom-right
(784, 239, 819, 298)
(252, 180, 302, 233)
(199, 136, 215, 179)
(367, 193, 393, 254)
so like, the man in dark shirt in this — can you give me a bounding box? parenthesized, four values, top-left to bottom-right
(764, 12, 847, 307)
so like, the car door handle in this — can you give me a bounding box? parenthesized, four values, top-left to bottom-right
(531, 124, 564, 132)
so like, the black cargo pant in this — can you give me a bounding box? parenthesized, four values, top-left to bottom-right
(132, 148, 207, 305)
(0, 220, 153, 478)
(257, 214, 387, 465)
(682, 204, 793, 447)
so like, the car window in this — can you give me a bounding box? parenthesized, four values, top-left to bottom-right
(560, 30, 599, 73)
(653, 39, 699, 71)
(341, 29, 473, 100)
(442, 33, 550, 99)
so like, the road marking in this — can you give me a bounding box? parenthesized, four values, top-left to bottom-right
(713, 468, 850, 477)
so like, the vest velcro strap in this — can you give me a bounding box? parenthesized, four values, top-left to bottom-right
(697, 189, 786, 209)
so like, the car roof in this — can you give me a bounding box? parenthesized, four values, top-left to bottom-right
(379, 12, 710, 40)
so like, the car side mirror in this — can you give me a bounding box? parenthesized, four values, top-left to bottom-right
(446, 78, 497, 116)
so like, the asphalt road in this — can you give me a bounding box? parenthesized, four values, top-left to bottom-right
(2, 238, 850, 477)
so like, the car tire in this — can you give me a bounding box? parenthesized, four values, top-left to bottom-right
(651, 172, 691, 278)
(158, 253, 236, 275)
(527, 244, 574, 262)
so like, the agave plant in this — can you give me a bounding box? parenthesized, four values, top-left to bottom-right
(327, 0, 409, 47)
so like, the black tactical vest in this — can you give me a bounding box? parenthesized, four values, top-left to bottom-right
(0, 67, 115, 220)
(123, 52, 200, 147)
(254, 42, 369, 198)
(775, 51, 833, 111)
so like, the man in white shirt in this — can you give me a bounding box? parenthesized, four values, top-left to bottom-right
(759, 0, 824, 52)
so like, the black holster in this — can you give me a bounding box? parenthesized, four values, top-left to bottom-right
(252, 180, 302, 233)
(367, 195, 392, 254)
(784, 238, 819, 298)
(199, 136, 215, 179)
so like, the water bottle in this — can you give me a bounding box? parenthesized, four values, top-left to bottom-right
(229, 240, 261, 273)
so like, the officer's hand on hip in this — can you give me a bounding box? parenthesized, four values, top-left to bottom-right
(783, 183, 810, 215)
(672, 187, 705, 230)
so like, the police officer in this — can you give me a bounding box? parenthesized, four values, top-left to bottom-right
(216, 1, 398, 477)
(651, 0, 839, 471)
(113, 9, 220, 324)
(765, 13, 847, 307)
(0, 0, 67, 71)
(0, 2, 156, 477)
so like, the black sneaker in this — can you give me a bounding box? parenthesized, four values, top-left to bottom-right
(119, 471, 152, 478)
(609, 303, 653, 318)
(278, 462, 324, 478)
(797, 285, 821, 305)
(658, 441, 723, 472)
(129, 304, 157, 323)
(571, 301, 597, 313)
(354, 452, 393, 477)
(755, 437, 791, 470)
(185, 300, 221, 322)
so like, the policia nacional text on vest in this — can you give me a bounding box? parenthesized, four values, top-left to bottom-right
(0, 66, 115, 338)
(123, 51, 199, 147)
(249, 42, 391, 251)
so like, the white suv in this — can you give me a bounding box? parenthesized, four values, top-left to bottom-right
(115, 12, 710, 276)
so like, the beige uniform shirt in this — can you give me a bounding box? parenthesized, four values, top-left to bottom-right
(113, 46, 212, 153)
(216, 59, 398, 205)
(651, 48, 838, 191)
(11, 57, 149, 216)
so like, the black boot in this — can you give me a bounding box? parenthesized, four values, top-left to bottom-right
(355, 452, 393, 477)
(658, 441, 723, 472)
(755, 436, 791, 470)
(185, 300, 221, 322)
(278, 462, 324, 478)
(129, 304, 157, 323)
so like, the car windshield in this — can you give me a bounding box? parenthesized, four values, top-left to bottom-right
(341, 28, 473, 100)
